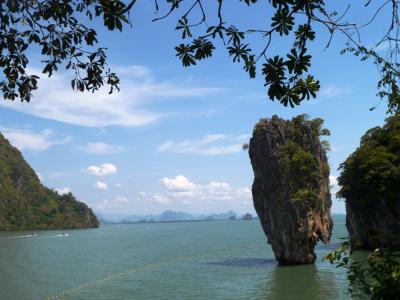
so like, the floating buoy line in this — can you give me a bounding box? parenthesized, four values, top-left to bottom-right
(44, 244, 262, 300)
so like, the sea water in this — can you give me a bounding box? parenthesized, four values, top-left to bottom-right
(0, 215, 350, 300)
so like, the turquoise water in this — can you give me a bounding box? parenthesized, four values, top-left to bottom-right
(0, 216, 350, 300)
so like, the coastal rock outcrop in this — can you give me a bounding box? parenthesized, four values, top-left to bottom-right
(0, 132, 99, 230)
(249, 115, 333, 265)
(337, 114, 400, 249)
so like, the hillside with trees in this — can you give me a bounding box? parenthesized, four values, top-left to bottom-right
(0, 132, 99, 230)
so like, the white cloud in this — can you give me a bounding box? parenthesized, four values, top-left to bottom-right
(329, 175, 341, 196)
(157, 134, 250, 155)
(137, 192, 170, 205)
(86, 163, 117, 176)
(113, 195, 129, 204)
(1, 127, 71, 151)
(160, 175, 251, 202)
(162, 175, 196, 191)
(36, 172, 43, 182)
(113, 65, 151, 78)
(55, 187, 71, 195)
(81, 142, 127, 155)
(330, 175, 339, 191)
(319, 84, 351, 100)
(96, 195, 129, 210)
(0, 65, 220, 127)
(95, 181, 108, 190)
(152, 194, 169, 204)
(138, 175, 250, 207)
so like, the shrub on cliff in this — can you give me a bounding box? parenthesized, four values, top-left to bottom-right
(338, 114, 400, 206)
(277, 115, 330, 207)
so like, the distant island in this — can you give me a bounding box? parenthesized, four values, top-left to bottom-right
(99, 210, 256, 224)
(0, 132, 99, 230)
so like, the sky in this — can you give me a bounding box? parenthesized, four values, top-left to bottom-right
(0, 1, 393, 218)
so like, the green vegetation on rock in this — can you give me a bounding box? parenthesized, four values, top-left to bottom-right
(337, 114, 400, 249)
(338, 114, 400, 205)
(275, 115, 330, 207)
(0, 132, 99, 230)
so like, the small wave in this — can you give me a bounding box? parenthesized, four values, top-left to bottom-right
(54, 234, 69, 237)
(35, 233, 70, 238)
(0, 235, 37, 239)
(19, 234, 38, 238)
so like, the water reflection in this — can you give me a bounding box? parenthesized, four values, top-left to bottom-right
(252, 263, 349, 300)
(206, 255, 349, 299)
(206, 257, 277, 268)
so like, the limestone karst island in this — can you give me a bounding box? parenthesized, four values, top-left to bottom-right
(1, 1, 400, 299)
(249, 115, 333, 265)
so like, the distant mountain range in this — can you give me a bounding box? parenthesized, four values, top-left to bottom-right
(100, 210, 249, 223)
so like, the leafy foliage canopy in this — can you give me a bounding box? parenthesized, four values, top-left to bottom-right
(337, 114, 400, 205)
(1, 1, 400, 112)
(326, 243, 400, 300)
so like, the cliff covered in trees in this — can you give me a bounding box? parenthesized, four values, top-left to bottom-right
(338, 114, 400, 249)
(0, 133, 99, 230)
(249, 115, 333, 265)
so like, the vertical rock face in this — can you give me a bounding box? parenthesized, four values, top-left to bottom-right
(249, 115, 333, 265)
(338, 114, 400, 249)
(345, 199, 400, 249)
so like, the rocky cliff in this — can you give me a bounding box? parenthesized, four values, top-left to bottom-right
(337, 114, 400, 249)
(249, 115, 333, 265)
(0, 132, 99, 230)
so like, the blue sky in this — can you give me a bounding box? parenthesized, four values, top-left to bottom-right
(0, 1, 392, 218)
